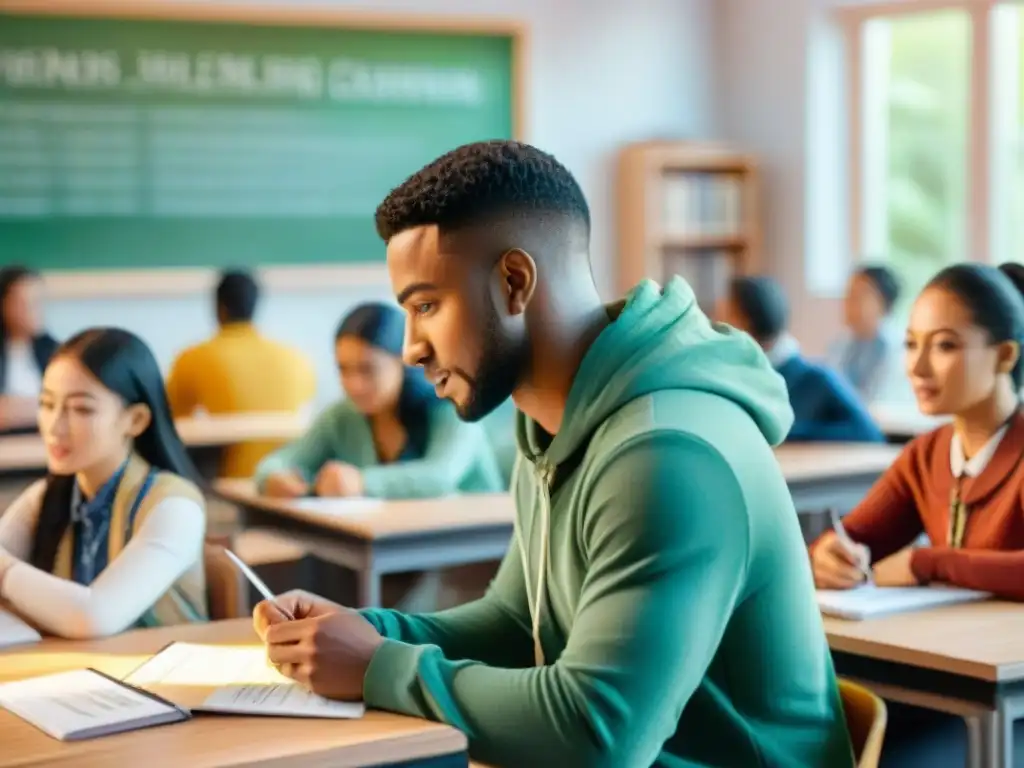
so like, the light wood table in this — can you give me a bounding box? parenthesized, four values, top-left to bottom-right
(824, 601, 1024, 768)
(217, 443, 898, 607)
(869, 402, 949, 443)
(0, 619, 467, 767)
(216, 481, 515, 607)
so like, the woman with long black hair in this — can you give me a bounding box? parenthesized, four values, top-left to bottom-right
(0, 266, 58, 431)
(0, 328, 207, 638)
(256, 302, 503, 499)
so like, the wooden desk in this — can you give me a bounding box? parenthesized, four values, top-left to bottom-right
(774, 442, 900, 512)
(217, 443, 897, 607)
(0, 619, 467, 768)
(0, 412, 308, 475)
(825, 601, 1024, 768)
(217, 481, 515, 607)
(869, 402, 948, 443)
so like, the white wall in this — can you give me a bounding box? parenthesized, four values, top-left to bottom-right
(42, 0, 718, 403)
(716, 0, 847, 356)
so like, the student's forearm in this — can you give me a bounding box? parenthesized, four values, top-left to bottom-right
(912, 548, 1024, 600)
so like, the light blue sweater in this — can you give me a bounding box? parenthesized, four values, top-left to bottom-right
(253, 399, 504, 499)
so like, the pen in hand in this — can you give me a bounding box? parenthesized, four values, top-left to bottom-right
(828, 508, 872, 584)
(223, 549, 295, 621)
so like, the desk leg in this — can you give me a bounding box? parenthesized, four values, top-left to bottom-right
(358, 567, 382, 608)
(966, 708, 1011, 768)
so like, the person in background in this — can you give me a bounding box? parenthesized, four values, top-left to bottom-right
(0, 328, 207, 639)
(255, 301, 503, 500)
(811, 262, 1024, 763)
(0, 265, 58, 431)
(253, 140, 853, 767)
(166, 269, 317, 477)
(717, 275, 884, 442)
(829, 264, 904, 403)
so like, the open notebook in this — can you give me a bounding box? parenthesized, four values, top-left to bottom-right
(0, 608, 41, 649)
(124, 642, 365, 719)
(0, 668, 188, 741)
(817, 584, 991, 620)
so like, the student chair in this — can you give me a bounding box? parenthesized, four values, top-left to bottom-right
(203, 540, 249, 620)
(839, 677, 888, 768)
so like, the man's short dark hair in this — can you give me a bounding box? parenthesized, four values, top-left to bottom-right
(216, 269, 259, 323)
(729, 276, 790, 344)
(855, 264, 900, 313)
(374, 140, 591, 243)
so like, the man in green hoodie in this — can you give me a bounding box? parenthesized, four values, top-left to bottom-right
(254, 141, 855, 768)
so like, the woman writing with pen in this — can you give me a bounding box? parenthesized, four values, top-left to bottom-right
(811, 263, 1024, 768)
(811, 263, 1024, 597)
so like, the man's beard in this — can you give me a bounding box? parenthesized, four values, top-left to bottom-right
(452, 306, 527, 422)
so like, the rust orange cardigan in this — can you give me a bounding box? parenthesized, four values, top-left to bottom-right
(810, 411, 1024, 600)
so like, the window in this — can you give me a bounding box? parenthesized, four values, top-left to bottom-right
(843, 1, 1019, 316)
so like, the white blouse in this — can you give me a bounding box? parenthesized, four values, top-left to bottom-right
(0, 480, 204, 639)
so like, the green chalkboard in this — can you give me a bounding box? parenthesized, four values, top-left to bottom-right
(0, 11, 517, 270)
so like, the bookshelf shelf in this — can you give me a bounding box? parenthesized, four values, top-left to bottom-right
(617, 141, 761, 310)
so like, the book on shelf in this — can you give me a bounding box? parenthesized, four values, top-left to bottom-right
(661, 172, 743, 240)
(665, 249, 734, 311)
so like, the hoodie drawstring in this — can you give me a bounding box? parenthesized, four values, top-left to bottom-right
(513, 456, 553, 667)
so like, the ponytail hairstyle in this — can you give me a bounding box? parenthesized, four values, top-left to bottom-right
(925, 263, 1024, 388)
(335, 302, 437, 457)
(29, 328, 200, 572)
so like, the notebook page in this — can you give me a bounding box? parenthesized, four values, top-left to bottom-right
(200, 683, 365, 719)
(125, 642, 365, 719)
(0, 669, 179, 740)
(0, 607, 41, 649)
(817, 585, 991, 620)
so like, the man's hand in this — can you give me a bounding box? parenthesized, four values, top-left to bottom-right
(264, 609, 385, 700)
(263, 471, 309, 499)
(253, 589, 344, 640)
(314, 461, 365, 497)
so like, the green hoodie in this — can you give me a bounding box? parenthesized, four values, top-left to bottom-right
(361, 279, 854, 768)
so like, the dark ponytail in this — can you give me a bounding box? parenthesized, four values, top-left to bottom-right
(335, 302, 436, 456)
(926, 263, 1024, 388)
(29, 328, 200, 573)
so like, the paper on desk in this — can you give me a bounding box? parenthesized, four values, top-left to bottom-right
(291, 497, 382, 516)
(817, 584, 991, 620)
(0, 669, 182, 741)
(125, 643, 365, 719)
(0, 607, 41, 649)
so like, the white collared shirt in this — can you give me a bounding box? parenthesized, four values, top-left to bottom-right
(766, 333, 800, 368)
(4, 341, 40, 397)
(950, 425, 1009, 478)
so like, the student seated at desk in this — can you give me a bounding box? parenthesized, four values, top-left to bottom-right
(255, 302, 502, 500)
(254, 140, 854, 768)
(828, 264, 905, 403)
(0, 265, 58, 432)
(166, 269, 317, 477)
(716, 276, 884, 443)
(812, 263, 1024, 599)
(0, 328, 207, 639)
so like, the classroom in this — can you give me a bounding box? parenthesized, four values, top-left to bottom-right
(0, 0, 1022, 766)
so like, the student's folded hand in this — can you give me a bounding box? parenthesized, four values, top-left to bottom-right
(872, 547, 919, 587)
(263, 604, 383, 701)
(263, 471, 308, 499)
(252, 589, 343, 640)
(812, 532, 870, 590)
(314, 461, 364, 497)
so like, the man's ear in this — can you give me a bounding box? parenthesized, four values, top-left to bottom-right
(497, 249, 537, 316)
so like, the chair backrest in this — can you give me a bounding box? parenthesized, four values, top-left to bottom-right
(839, 678, 887, 768)
(204, 539, 248, 621)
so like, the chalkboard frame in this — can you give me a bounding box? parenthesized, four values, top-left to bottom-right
(0, 0, 528, 299)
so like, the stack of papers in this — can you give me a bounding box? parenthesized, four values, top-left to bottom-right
(817, 584, 991, 620)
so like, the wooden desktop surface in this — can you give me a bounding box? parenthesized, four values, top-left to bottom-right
(773, 442, 900, 482)
(823, 601, 1024, 683)
(0, 413, 308, 472)
(869, 402, 948, 439)
(0, 619, 466, 768)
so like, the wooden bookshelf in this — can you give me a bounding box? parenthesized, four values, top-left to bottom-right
(616, 141, 761, 309)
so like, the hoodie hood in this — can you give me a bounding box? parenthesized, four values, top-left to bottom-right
(516, 277, 794, 467)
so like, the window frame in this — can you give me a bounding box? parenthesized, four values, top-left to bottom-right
(837, 0, 1001, 271)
